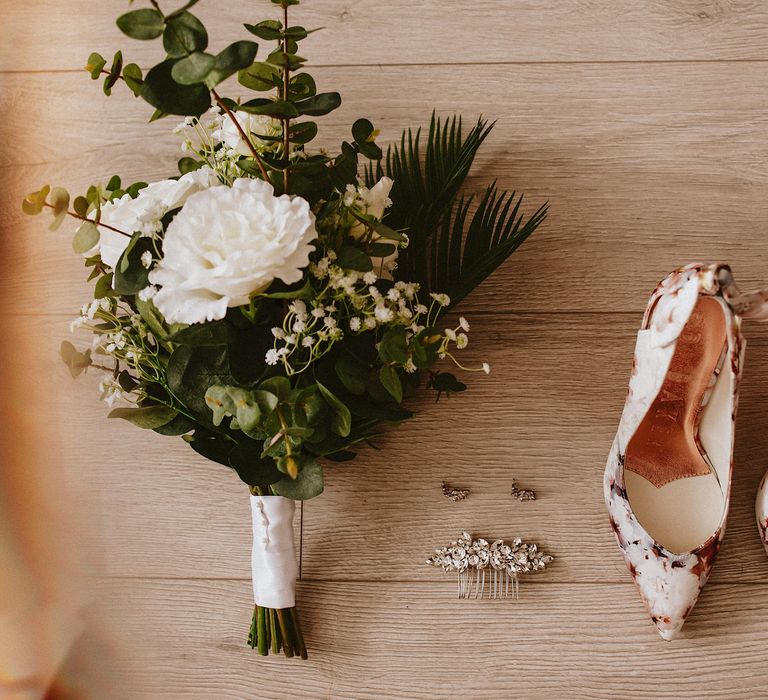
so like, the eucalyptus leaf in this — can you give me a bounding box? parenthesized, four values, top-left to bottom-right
(60, 341, 92, 378)
(122, 63, 144, 97)
(188, 433, 235, 466)
(86, 52, 106, 80)
(113, 234, 153, 294)
(238, 98, 298, 118)
(243, 19, 282, 41)
(238, 61, 281, 91)
(272, 459, 324, 500)
(265, 50, 305, 70)
(288, 72, 316, 100)
(21, 186, 49, 216)
(171, 51, 216, 85)
(205, 40, 259, 87)
(379, 365, 403, 403)
(171, 319, 235, 346)
(94, 273, 114, 299)
(178, 156, 204, 174)
(109, 405, 179, 429)
(289, 121, 318, 145)
(229, 443, 283, 486)
(335, 356, 367, 395)
(116, 8, 164, 40)
(316, 381, 351, 437)
(167, 344, 234, 425)
(73, 196, 90, 218)
(154, 413, 197, 436)
(141, 59, 211, 117)
(294, 92, 341, 117)
(259, 376, 291, 401)
(163, 11, 208, 58)
(135, 297, 170, 346)
(72, 221, 100, 254)
(103, 51, 123, 96)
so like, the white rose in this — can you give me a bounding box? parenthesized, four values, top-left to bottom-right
(216, 112, 281, 156)
(149, 178, 317, 325)
(96, 167, 222, 269)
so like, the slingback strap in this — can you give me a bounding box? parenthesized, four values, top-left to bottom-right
(718, 267, 768, 321)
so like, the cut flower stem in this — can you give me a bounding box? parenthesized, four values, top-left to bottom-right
(248, 604, 307, 659)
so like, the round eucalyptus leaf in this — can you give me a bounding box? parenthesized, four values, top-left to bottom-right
(171, 51, 216, 85)
(272, 459, 324, 500)
(116, 8, 164, 40)
(205, 40, 259, 88)
(72, 221, 100, 254)
(238, 61, 281, 91)
(288, 121, 318, 145)
(294, 92, 341, 117)
(163, 11, 208, 58)
(288, 72, 316, 100)
(141, 59, 211, 117)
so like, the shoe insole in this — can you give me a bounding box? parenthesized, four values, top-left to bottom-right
(624, 296, 728, 553)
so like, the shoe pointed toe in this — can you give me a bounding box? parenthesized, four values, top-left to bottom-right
(624, 541, 709, 642)
(656, 625, 681, 642)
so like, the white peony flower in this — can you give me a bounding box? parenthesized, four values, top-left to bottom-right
(217, 111, 281, 156)
(96, 167, 222, 269)
(149, 178, 317, 325)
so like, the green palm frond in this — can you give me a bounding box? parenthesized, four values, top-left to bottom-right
(366, 113, 547, 307)
(431, 185, 548, 308)
(365, 113, 494, 284)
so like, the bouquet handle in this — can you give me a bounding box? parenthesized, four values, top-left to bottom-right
(248, 495, 306, 658)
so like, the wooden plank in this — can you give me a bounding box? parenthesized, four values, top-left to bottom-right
(95, 578, 768, 698)
(3, 62, 768, 316)
(5, 0, 768, 72)
(30, 313, 768, 582)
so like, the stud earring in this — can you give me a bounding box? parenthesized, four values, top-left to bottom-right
(511, 478, 535, 501)
(441, 480, 470, 502)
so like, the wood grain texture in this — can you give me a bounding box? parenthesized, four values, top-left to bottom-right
(95, 578, 768, 699)
(4, 0, 768, 71)
(5, 0, 768, 696)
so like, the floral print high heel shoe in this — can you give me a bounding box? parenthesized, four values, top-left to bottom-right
(605, 263, 768, 641)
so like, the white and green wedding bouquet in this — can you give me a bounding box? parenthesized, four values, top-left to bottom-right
(24, 0, 547, 658)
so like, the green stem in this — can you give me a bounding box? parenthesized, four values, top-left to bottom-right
(248, 604, 258, 648)
(211, 89, 270, 181)
(269, 608, 280, 655)
(290, 606, 308, 660)
(43, 203, 131, 239)
(256, 606, 269, 656)
(275, 608, 294, 658)
(281, 1, 291, 193)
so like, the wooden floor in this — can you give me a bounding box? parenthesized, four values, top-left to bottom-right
(3, 1, 768, 697)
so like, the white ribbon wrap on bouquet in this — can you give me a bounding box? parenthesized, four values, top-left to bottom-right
(250, 495, 298, 609)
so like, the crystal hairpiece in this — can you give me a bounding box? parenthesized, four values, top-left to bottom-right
(426, 531, 553, 599)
